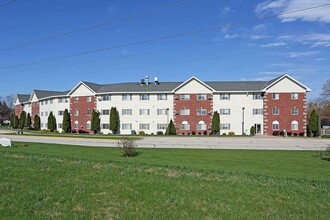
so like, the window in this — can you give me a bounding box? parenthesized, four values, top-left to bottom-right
(122, 94, 132, 101)
(101, 109, 109, 115)
(58, 110, 64, 116)
(180, 108, 190, 115)
(272, 121, 279, 130)
(87, 96, 92, 102)
(197, 108, 207, 115)
(41, 123, 44, 128)
(101, 95, 110, 101)
(41, 112, 44, 117)
(291, 107, 298, 115)
(58, 123, 62, 129)
(86, 109, 92, 116)
(253, 93, 262, 100)
(45, 111, 48, 117)
(58, 98, 65, 103)
(272, 93, 279, 100)
(291, 93, 298, 100)
(74, 121, 79, 129)
(140, 94, 149, 100)
(220, 93, 230, 100)
(157, 123, 167, 130)
(253, 109, 263, 115)
(197, 94, 206, 100)
(74, 109, 79, 116)
(157, 94, 167, 100)
(220, 109, 230, 115)
(101, 123, 109, 129)
(291, 121, 298, 130)
(41, 101, 44, 105)
(86, 121, 91, 130)
(45, 100, 48, 105)
(45, 123, 48, 128)
(122, 123, 132, 130)
(139, 124, 150, 130)
(197, 121, 206, 130)
(49, 99, 53, 104)
(272, 107, 279, 115)
(220, 124, 230, 130)
(122, 109, 132, 115)
(139, 109, 150, 115)
(157, 109, 168, 115)
(181, 121, 190, 130)
(74, 97, 79, 103)
(180, 94, 190, 100)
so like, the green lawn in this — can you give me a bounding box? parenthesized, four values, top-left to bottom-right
(1, 142, 329, 219)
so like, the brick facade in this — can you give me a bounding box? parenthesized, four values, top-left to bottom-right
(263, 92, 306, 135)
(31, 101, 40, 124)
(15, 105, 23, 117)
(174, 94, 213, 134)
(70, 96, 96, 133)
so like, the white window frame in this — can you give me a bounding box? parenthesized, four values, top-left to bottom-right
(122, 94, 132, 101)
(180, 94, 190, 100)
(157, 123, 167, 130)
(180, 108, 190, 115)
(291, 93, 298, 100)
(197, 121, 206, 130)
(291, 107, 298, 115)
(86, 121, 91, 130)
(220, 93, 230, 100)
(139, 123, 150, 130)
(272, 93, 279, 100)
(87, 109, 92, 116)
(122, 123, 132, 130)
(253, 109, 263, 115)
(197, 108, 207, 115)
(197, 94, 206, 100)
(181, 121, 190, 130)
(272, 107, 279, 115)
(101, 109, 110, 115)
(220, 109, 230, 115)
(253, 93, 262, 100)
(157, 109, 168, 115)
(140, 94, 150, 101)
(74, 97, 79, 103)
(272, 121, 279, 131)
(122, 109, 132, 115)
(101, 95, 111, 101)
(220, 124, 230, 130)
(87, 96, 92, 102)
(74, 109, 79, 116)
(291, 121, 298, 130)
(139, 109, 150, 115)
(157, 94, 167, 100)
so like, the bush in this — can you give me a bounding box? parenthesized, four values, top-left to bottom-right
(187, 133, 190, 135)
(250, 126, 256, 136)
(222, 133, 227, 136)
(182, 132, 185, 135)
(198, 132, 201, 135)
(192, 131, 196, 135)
(228, 131, 235, 136)
(299, 132, 305, 137)
(156, 131, 163, 135)
(294, 133, 298, 136)
(203, 131, 207, 135)
(54, 130, 59, 133)
(287, 131, 292, 136)
(42, 129, 50, 132)
(138, 130, 145, 135)
(117, 138, 137, 157)
(272, 131, 280, 136)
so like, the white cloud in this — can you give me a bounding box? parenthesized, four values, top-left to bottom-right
(256, 0, 330, 23)
(258, 71, 285, 75)
(224, 33, 238, 39)
(250, 34, 268, 40)
(261, 42, 286, 47)
(254, 76, 277, 81)
(222, 6, 233, 14)
(287, 51, 319, 58)
(278, 32, 330, 47)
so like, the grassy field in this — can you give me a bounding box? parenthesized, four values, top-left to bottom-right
(1, 142, 330, 219)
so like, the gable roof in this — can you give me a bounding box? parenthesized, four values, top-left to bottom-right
(32, 90, 69, 100)
(16, 94, 30, 103)
(261, 74, 311, 92)
(98, 82, 182, 93)
(173, 76, 215, 92)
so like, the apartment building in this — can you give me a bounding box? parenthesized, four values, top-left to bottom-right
(14, 74, 311, 135)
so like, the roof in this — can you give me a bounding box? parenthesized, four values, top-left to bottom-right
(206, 81, 267, 91)
(81, 81, 103, 93)
(33, 90, 69, 99)
(16, 94, 30, 103)
(97, 82, 182, 93)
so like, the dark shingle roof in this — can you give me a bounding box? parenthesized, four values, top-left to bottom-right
(82, 81, 103, 93)
(17, 94, 30, 103)
(262, 74, 285, 89)
(34, 90, 69, 99)
(205, 81, 268, 91)
(97, 82, 182, 93)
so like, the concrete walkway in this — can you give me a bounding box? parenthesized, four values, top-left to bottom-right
(1, 130, 330, 150)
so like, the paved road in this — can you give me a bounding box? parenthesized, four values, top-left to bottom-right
(1, 131, 330, 150)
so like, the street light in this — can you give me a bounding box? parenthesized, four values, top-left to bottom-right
(242, 107, 245, 135)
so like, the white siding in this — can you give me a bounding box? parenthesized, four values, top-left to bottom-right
(176, 79, 212, 94)
(266, 77, 306, 93)
(70, 84, 95, 97)
(97, 93, 173, 134)
(213, 93, 264, 135)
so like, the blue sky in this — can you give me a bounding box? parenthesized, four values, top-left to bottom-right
(0, 0, 329, 100)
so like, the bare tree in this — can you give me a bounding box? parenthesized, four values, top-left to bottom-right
(5, 95, 15, 109)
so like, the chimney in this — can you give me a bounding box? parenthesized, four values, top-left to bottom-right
(154, 76, 159, 85)
(140, 79, 145, 86)
(146, 75, 149, 85)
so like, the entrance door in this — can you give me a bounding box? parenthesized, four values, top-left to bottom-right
(255, 124, 261, 134)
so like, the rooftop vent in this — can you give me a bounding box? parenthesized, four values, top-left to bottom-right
(146, 75, 149, 85)
(154, 76, 159, 85)
(140, 79, 145, 86)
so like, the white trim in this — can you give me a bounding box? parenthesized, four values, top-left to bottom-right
(68, 81, 96, 96)
(172, 76, 215, 92)
(261, 74, 311, 92)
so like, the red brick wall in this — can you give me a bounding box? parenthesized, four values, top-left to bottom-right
(70, 96, 96, 133)
(31, 101, 40, 124)
(15, 105, 23, 117)
(263, 93, 306, 135)
(173, 94, 213, 134)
